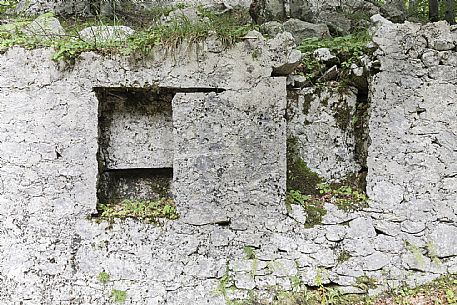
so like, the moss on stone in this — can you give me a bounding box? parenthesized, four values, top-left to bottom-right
(353, 91, 369, 169)
(337, 249, 351, 263)
(286, 137, 322, 195)
(303, 200, 327, 228)
(333, 97, 351, 131)
(286, 137, 327, 228)
(355, 275, 378, 292)
(302, 92, 313, 115)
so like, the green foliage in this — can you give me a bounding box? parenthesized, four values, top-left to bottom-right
(0, 0, 17, 15)
(296, 31, 371, 84)
(286, 181, 368, 228)
(286, 190, 327, 228)
(286, 137, 323, 195)
(355, 275, 378, 293)
(98, 271, 110, 284)
(317, 183, 368, 212)
(286, 137, 368, 227)
(0, 7, 255, 61)
(390, 274, 457, 305)
(96, 198, 179, 223)
(111, 289, 127, 303)
(123, 8, 254, 56)
(215, 266, 241, 305)
(426, 242, 441, 265)
(243, 246, 256, 260)
(223, 273, 457, 305)
(336, 249, 351, 263)
(404, 240, 426, 267)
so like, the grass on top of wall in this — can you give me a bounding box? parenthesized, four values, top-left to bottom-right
(0, 7, 256, 61)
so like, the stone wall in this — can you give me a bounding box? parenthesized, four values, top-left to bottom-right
(0, 19, 457, 305)
(287, 86, 366, 181)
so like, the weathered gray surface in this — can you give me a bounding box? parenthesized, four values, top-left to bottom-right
(22, 13, 65, 39)
(79, 26, 135, 43)
(0, 37, 289, 304)
(0, 18, 457, 305)
(97, 88, 174, 169)
(287, 86, 363, 180)
(14, 0, 252, 16)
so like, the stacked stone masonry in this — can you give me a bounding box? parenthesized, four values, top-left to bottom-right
(0, 21, 456, 305)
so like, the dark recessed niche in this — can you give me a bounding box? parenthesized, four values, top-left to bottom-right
(94, 87, 174, 204)
(97, 168, 173, 203)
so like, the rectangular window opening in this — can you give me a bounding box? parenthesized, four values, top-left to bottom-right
(94, 87, 174, 208)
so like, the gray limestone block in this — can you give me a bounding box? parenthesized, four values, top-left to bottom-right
(421, 49, 440, 68)
(428, 224, 457, 258)
(439, 51, 457, 66)
(322, 203, 359, 225)
(22, 13, 66, 39)
(283, 18, 330, 44)
(310, 248, 336, 267)
(373, 235, 403, 254)
(260, 21, 285, 38)
(186, 257, 226, 279)
(300, 266, 331, 286)
(343, 238, 375, 257)
(324, 225, 346, 242)
(234, 273, 256, 289)
(254, 275, 277, 289)
(272, 49, 303, 76)
(289, 0, 313, 21)
(78, 26, 135, 43)
(400, 220, 426, 234)
(313, 47, 337, 64)
(288, 203, 307, 224)
(347, 217, 376, 239)
(270, 259, 298, 277)
(286, 87, 362, 181)
(362, 252, 391, 271)
(317, 10, 352, 36)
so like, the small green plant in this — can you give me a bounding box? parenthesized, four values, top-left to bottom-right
(390, 274, 457, 305)
(315, 268, 329, 305)
(317, 183, 368, 212)
(337, 249, 351, 263)
(111, 289, 127, 303)
(1, 7, 256, 61)
(286, 181, 368, 228)
(296, 31, 371, 84)
(98, 271, 110, 284)
(286, 190, 327, 228)
(356, 275, 378, 292)
(243, 246, 258, 277)
(243, 246, 256, 260)
(426, 242, 441, 265)
(229, 273, 457, 305)
(215, 265, 239, 304)
(96, 197, 179, 223)
(290, 275, 303, 292)
(404, 240, 426, 267)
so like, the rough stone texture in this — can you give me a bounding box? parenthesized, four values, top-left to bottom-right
(97, 88, 174, 169)
(367, 18, 457, 280)
(283, 18, 330, 43)
(1, 17, 457, 305)
(22, 13, 65, 39)
(0, 37, 289, 305)
(287, 86, 363, 180)
(79, 26, 135, 43)
(15, 0, 252, 16)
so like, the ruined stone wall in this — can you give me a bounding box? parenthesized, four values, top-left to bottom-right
(367, 19, 457, 268)
(287, 86, 365, 181)
(0, 20, 457, 305)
